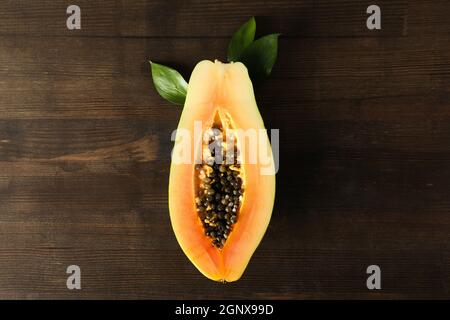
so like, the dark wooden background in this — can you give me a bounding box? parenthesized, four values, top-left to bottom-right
(0, 0, 449, 299)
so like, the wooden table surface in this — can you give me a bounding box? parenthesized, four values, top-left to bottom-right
(0, 0, 449, 299)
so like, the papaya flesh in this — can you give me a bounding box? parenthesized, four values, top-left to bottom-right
(169, 60, 276, 282)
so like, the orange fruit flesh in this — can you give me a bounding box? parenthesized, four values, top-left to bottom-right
(169, 60, 276, 282)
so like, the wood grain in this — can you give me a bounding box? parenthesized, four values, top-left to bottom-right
(0, 0, 449, 299)
(0, 35, 449, 119)
(0, 0, 409, 37)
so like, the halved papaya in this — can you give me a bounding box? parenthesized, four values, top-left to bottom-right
(169, 60, 276, 282)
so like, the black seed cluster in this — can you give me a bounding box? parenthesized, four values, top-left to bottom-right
(195, 128, 243, 248)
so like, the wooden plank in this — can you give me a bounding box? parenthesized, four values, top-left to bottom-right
(0, 0, 408, 37)
(0, 36, 449, 119)
(0, 247, 446, 299)
(0, 119, 160, 160)
(1, 156, 450, 243)
(0, 109, 450, 162)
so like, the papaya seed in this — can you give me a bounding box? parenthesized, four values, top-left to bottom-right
(195, 125, 243, 249)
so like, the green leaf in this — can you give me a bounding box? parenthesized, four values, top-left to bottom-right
(239, 33, 280, 81)
(227, 17, 256, 62)
(150, 61, 188, 105)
